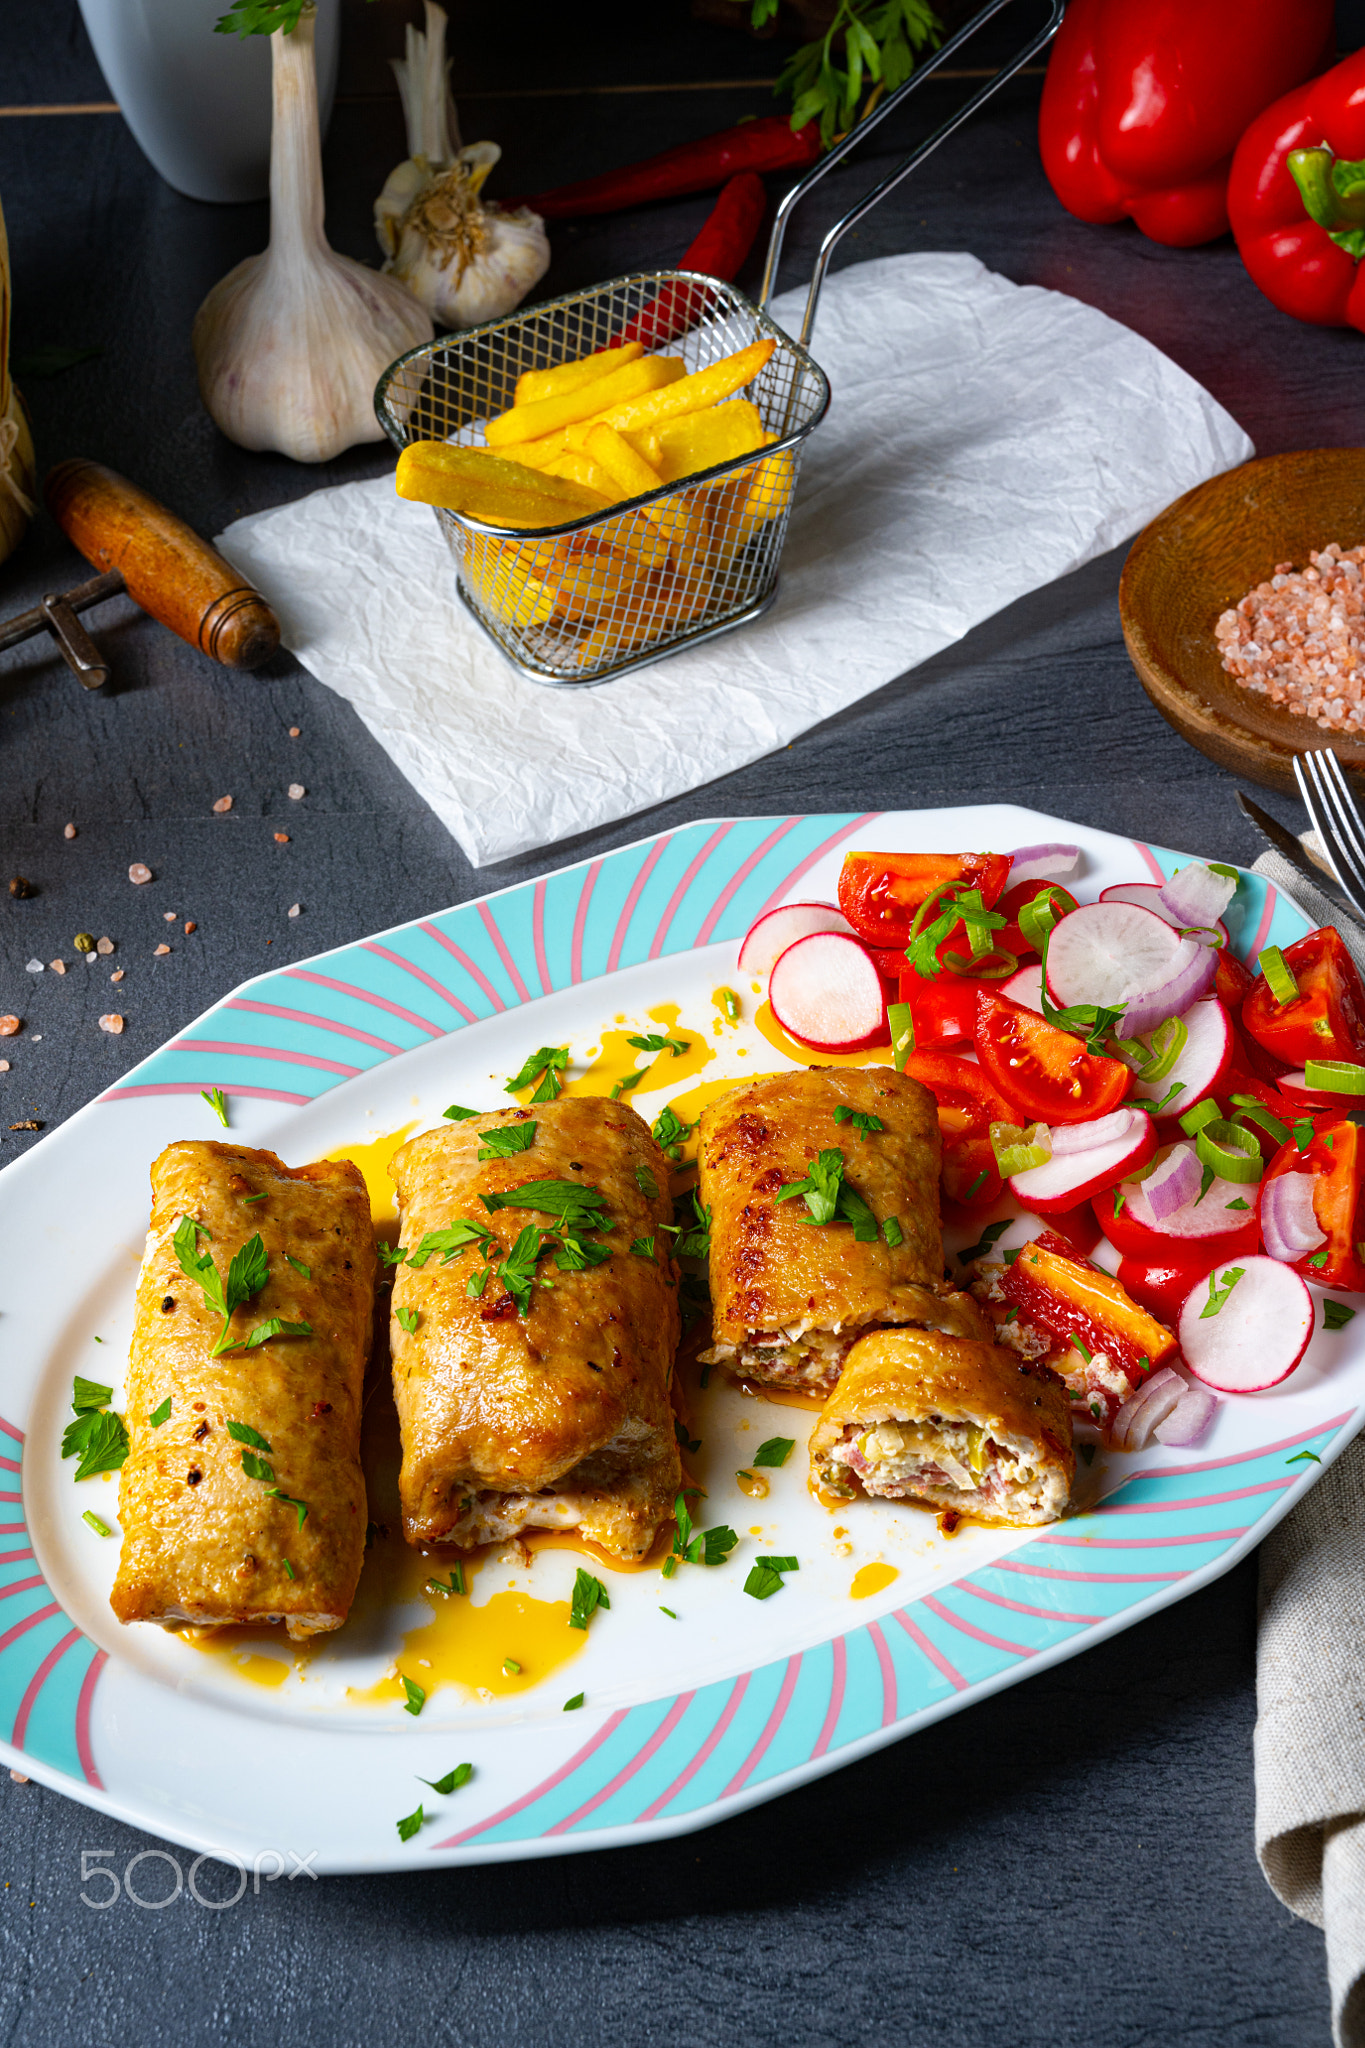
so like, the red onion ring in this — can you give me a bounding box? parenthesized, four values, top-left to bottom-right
(1112, 1366, 1186, 1451)
(1143, 1142, 1202, 1221)
(1049, 1107, 1144, 1157)
(1153, 1384, 1218, 1447)
(1006, 842, 1082, 888)
(1259, 1171, 1326, 1262)
(1158, 862, 1237, 931)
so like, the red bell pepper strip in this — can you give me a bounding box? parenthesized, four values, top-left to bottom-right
(1229, 47, 1365, 330)
(509, 118, 820, 221)
(1001, 1234, 1177, 1385)
(619, 173, 769, 348)
(897, 973, 994, 1050)
(1263, 1117, 1365, 1290)
(1040, 0, 1333, 248)
(837, 851, 1011, 947)
(1241, 926, 1365, 1065)
(1116, 1253, 1206, 1324)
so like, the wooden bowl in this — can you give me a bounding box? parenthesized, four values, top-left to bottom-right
(1119, 448, 1365, 795)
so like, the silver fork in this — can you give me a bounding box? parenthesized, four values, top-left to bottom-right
(1293, 749, 1365, 921)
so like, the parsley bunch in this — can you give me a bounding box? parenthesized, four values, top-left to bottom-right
(751, 0, 941, 147)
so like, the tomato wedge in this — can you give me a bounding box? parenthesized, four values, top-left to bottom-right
(973, 989, 1132, 1125)
(1215, 948, 1253, 1011)
(903, 1049, 1013, 1209)
(1243, 926, 1365, 1065)
(1263, 1117, 1365, 1291)
(838, 850, 1012, 947)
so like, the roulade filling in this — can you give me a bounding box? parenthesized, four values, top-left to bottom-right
(703, 1298, 983, 1393)
(435, 1418, 663, 1556)
(819, 1414, 1068, 1523)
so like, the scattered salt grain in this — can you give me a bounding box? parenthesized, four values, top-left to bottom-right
(98, 1014, 124, 1034)
(0, 1062, 9, 1073)
(0, 1018, 19, 1036)
(128, 863, 152, 885)
(287, 903, 301, 918)
(49, 960, 65, 975)
(110, 970, 124, 983)
(154, 944, 170, 956)
(63, 824, 76, 840)
(274, 833, 290, 844)
(96, 937, 113, 955)
(288, 783, 305, 800)
(289, 726, 300, 737)
(184, 921, 196, 935)
(163, 911, 176, 922)
(212, 795, 233, 814)
(24, 961, 42, 974)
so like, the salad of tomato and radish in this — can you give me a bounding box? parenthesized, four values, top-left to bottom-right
(741, 839, 1365, 1452)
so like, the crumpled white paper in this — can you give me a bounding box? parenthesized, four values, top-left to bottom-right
(217, 251, 1253, 869)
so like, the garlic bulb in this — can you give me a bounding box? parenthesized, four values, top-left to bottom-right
(375, 2, 549, 331)
(194, 5, 433, 465)
(0, 193, 36, 567)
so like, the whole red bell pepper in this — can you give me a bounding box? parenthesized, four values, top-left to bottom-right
(1040, 0, 1333, 248)
(1229, 47, 1365, 329)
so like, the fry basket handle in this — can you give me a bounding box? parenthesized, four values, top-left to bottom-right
(758, 0, 1065, 347)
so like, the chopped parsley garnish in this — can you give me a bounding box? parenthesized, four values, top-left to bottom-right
(752, 1436, 795, 1468)
(224, 1316, 312, 1354)
(396, 1804, 424, 1842)
(1200, 1266, 1245, 1318)
(659, 1606, 678, 1619)
(82, 1511, 112, 1537)
(1309, 1250, 1330, 1268)
(502, 1659, 521, 1676)
(744, 1555, 798, 1601)
(1324, 1298, 1356, 1330)
(496, 1225, 545, 1315)
(553, 1232, 612, 1272)
(427, 1566, 466, 1597)
(610, 1071, 646, 1100)
(201, 1086, 229, 1128)
(773, 1148, 879, 1240)
(173, 1216, 271, 1356)
(669, 1187, 712, 1260)
(506, 1045, 570, 1101)
(882, 1216, 904, 1248)
(227, 1418, 272, 1452)
(267, 1488, 308, 1530)
(284, 1253, 311, 1277)
(905, 885, 1007, 982)
(395, 1306, 419, 1334)
(662, 1490, 738, 1576)
(1287, 1450, 1322, 1466)
(378, 1241, 409, 1267)
(240, 1449, 275, 1483)
(569, 1569, 611, 1632)
(477, 1122, 537, 1160)
(635, 1164, 659, 1199)
(401, 1676, 426, 1717)
(958, 1218, 1010, 1265)
(631, 1235, 657, 1261)
(833, 1105, 884, 1142)
(1293, 1117, 1317, 1152)
(563, 1694, 585, 1711)
(466, 1267, 490, 1298)
(443, 1104, 478, 1121)
(674, 1417, 701, 1454)
(419, 1763, 473, 1795)
(481, 1178, 610, 1229)
(1225, 1198, 1251, 1211)
(627, 1032, 689, 1058)
(652, 1104, 694, 1160)
(63, 1376, 129, 1481)
(406, 1217, 496, 1268)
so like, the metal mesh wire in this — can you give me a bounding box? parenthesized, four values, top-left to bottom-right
(375, 271, 830, 685)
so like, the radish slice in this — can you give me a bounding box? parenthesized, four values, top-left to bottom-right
(1046, 901, 1217, 1034)
(1122, 1145, 1258, 1240)
(1159, 862, 1237, 930)
(1099, 883, 1228, 948)
(1006, 842, 1083, 887)
(1009, 1107, 1155, 1213)
(1274, 1070, 1349, 1110)
(738, 901, 853, 975)
(1260, 1171, 1326, 1262)
(1178, 1256, 1314, 1392)
(768, 932, 887, 1052)
(1144, 1143, 1203, 1220)
(1001, 963, 1043, 1011)
(1126, 998, 1233, 1115)
(1113, 1366, 1186, 1451)
(1153, 1384, 1219, 1446)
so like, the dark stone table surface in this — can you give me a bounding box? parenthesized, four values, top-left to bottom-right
(2, 3, 1362, 2040)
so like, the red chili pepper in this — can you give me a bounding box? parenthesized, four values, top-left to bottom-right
(509, 118, 820, 221)
(1039, 0, 1333, 248)
(1229, 47, 1365, 330)
(620, 173, 768, 349)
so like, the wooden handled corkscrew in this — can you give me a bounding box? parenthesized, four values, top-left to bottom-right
(0, 458, 280, 688)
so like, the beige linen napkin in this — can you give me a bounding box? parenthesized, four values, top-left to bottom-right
(1250, 849, 1365, 2045)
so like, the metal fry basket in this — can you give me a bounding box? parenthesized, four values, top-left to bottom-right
(375, 0, 1062, 688)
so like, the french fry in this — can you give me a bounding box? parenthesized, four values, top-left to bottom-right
(653, 400, 765, 482)
(496, 429, 571, 472)
(485, 355, 686, 449)
(709, 434, 792, 560)
(621, 426, 664, 470)
(546, 537, 653, 625)
(581, 338, 776, 442)
(515, 341, 643, 408)
(464, 540, 558, 630)
(546, 450, 623, 502)
(583, 422, 666, 501)
(395, 443, 608, 526)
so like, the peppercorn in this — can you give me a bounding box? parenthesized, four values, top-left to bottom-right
(73, 933, 95, 953)
(8, 877, 32, 899)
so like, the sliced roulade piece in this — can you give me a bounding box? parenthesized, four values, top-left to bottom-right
(697, 1067, 985, 1394)
(111, 1141, 376, 1640)
(389, 1096, 680, 1558)
(809, 1327, 1074, 1527)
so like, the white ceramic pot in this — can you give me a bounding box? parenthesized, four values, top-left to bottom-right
(76, 0, 341, 205)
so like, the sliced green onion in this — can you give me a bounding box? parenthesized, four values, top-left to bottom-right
(1018, 886, 1074, 953)
(1194, 1118, 1264, 1185)
(1116, 1016, 1188, 1085)
(1179, 1097, 1222, 1139)
(1259, 945, 1299, 1005)
(887, 1001, 914, 1073)
(941, 948, 1019, 980)
(1230, 1093, 1291, 1147)
(990, 1120, 1052, 1176)
(1304, 1059, 1365, 1096)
